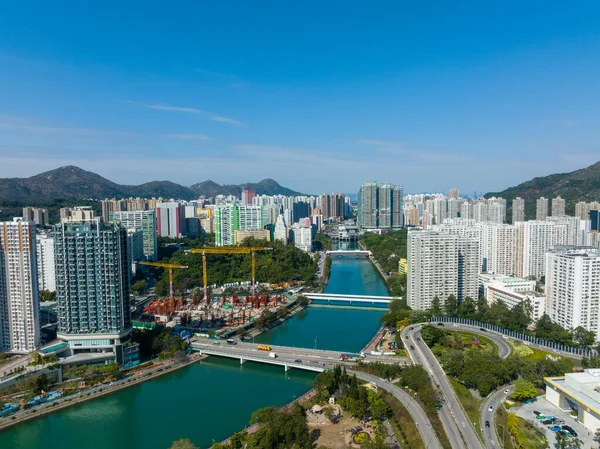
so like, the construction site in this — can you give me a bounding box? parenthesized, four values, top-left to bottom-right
(134, 246, 301, 336)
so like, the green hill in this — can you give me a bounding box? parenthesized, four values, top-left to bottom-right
(485, 161, 600, 218)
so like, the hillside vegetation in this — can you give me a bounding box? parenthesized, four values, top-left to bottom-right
(485, 160, 600, 217)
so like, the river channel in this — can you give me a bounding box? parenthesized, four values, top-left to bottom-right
(0, 250, 388, 449)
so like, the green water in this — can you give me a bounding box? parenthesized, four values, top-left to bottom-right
(0, 255, 389, 449)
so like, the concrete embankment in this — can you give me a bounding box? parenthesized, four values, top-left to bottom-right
(358, 241, 389, 282)
(0, 353, 206, 432)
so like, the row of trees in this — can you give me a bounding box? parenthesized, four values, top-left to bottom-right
(430, 294, 596, 349)
(380, 294, 596, 350)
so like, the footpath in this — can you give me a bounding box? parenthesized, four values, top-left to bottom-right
(0, 353, 206, 432)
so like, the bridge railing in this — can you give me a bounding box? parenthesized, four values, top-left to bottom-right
(431, 316, 598, 358)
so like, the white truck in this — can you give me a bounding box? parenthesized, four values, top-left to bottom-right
(268, 352, 277, 358)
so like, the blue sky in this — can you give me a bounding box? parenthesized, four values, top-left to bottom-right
(1, 1, 599, 194)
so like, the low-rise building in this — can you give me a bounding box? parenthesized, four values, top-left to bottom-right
(545, 369, 600, 433)
(234, 229, 271, 244)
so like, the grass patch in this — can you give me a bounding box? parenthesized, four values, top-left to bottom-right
(394, 382, 452, 449)
(444, 330, 499, 356)
(495, 406, 514, 449)
(449, 377, 484, 442)
(517, 416, 547, 449)
(508, 341, 580, 367)
(380, 390, 424, 449)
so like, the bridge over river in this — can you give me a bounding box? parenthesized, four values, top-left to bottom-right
(190, 339, 410, 373)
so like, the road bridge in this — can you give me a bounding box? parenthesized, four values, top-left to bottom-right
(304, 293, 397, 306)
(190, 340, 410, 373)
(326, 250, 372, 256)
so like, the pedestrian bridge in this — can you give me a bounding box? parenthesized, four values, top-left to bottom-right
(325, 250, 372, 256)
(304, 293, 398, 306)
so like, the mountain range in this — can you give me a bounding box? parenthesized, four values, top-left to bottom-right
(0, 166, 304, 202)
(485, 160, 600, 216)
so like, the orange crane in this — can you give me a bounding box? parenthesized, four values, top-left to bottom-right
(138, 261, 188, 299)
(187, 247, 273, 304)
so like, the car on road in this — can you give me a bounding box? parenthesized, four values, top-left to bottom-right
(559, 430, 573, 437)
(213, 341, 220, 345)
(550, 425, 561, 432)
(542, 420, 553, 425)
(294, 359, 302, 363)
(479, 328, 488, 332)
(488, 405, 494, 412)
(533, 410, 541, 416)
(410, 345, 415, 350)
(535, 414, 546, 420)
(485, 421, 490, 428)
(562, 425, 577, 436)
(437, 322, 444, 326)
(504, 389, 510, 394)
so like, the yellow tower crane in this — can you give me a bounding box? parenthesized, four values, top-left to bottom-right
(187, 247, 273, 304)
(138, 261, 189, 299)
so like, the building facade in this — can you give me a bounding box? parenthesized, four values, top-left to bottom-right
(546, 247, 600, 339)
(109, 210, 158, 261)
(53, 220, 132, 362)
(0, 219, 41, 353)
(156, 202, 184, 238)
(407, 230, 478, 310)
(536, 197, 549, 221)
(36, 233, 56, 292)
(512, 197, 525, 223)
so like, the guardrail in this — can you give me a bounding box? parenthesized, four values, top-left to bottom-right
(431, 316, 598, 358)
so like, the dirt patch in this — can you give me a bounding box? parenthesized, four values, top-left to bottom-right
(313, 413, 364, 449)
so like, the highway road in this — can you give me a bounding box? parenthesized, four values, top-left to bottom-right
(402, 326, 467, 449)
(403, 324, 486, 449)
(480, 385, 514, 449)
(350, 370, 442, 449)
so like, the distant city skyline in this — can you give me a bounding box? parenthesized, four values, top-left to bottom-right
(1, 3, 600, 193)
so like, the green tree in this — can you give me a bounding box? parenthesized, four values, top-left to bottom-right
(510, 378, 537, 402)
(131, 279, 147, 294)
(458, 297, 477, 319)
(444, 295, 458, 316)
(369, 398, 390, 420)
(39, 290, 56, 302)
(431, 296, 442, 316)
(573, 326, 595, 349)
(169, 438, 198, 449)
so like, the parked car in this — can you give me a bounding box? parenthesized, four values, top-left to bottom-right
(535, 415, 546, 420)
(437, 322, 444, 326)
(550, 426, 561, 432)
(488, 405, 494, 412)
(542, 420, 552, 425)
(562, 426, 577, 437)
(559, 430, 573, 437)
(533, 410, 541, 415)
(485, 421, 490, 428)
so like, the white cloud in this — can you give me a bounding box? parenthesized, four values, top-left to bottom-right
(143, 104, 205, 114)
(208, 115, 247, 126)
(125, 100, 248, 126)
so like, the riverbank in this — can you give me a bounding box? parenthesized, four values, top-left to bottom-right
(0, 353, 206, 432)
(358, 240, 389, 281)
